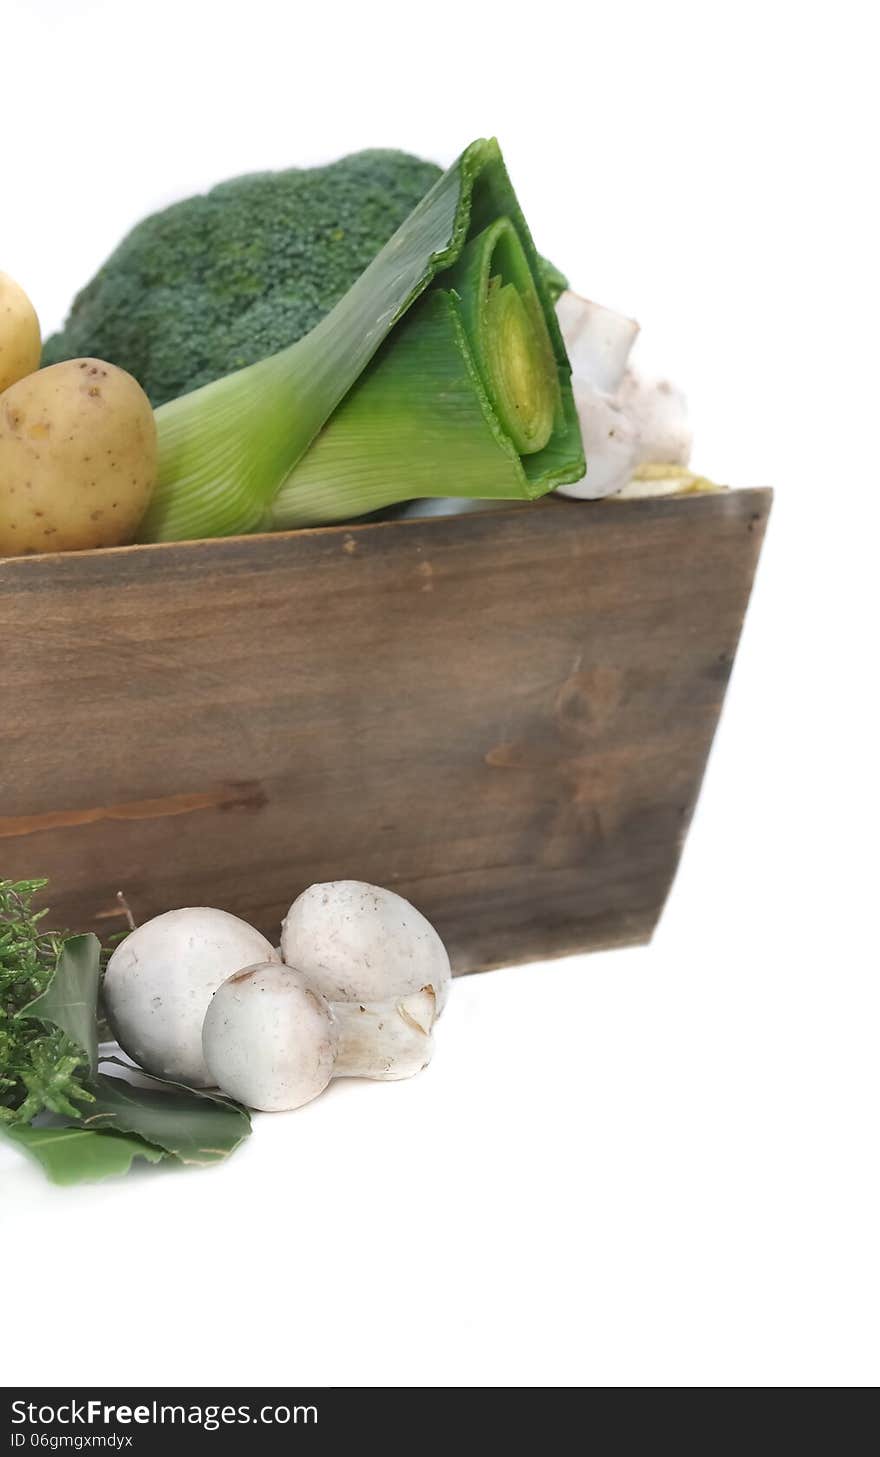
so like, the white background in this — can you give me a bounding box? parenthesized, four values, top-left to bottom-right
(2, 0, 877, 1388)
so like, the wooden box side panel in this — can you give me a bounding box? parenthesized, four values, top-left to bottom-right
(0, 492, 771, 972)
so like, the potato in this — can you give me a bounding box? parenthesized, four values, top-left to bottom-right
(0, 359, 157, 556)
(0, 272, 41, 394)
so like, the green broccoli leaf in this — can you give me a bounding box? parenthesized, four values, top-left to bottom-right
(2, 1122, 166, 1185)
(72, 1060, 251, 1167)
(538, 255, 569, 301)
(20, 933, 101, 1077)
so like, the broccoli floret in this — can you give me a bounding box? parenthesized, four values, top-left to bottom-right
(42, 150, 444, 407)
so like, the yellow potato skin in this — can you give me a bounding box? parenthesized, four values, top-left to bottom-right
(0, 359, 157, 556)
(0, 272, 42, 394)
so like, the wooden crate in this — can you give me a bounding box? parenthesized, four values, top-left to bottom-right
(0, 490, 770, 972)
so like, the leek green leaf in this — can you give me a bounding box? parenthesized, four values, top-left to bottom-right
(140, 138, 584, 541)
(445, 217, 559, 454)
(2, 1122, 165, 1185)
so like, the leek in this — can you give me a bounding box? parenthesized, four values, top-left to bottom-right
(139, 138, 584, 542)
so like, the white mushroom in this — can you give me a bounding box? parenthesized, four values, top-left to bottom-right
(103, 907, 280, 1087)
(617, 370, 692, 466)
(202, 962, 437, 1111)
(561, 379, 640, 499)
(280, 881, 451, 1012)
(555, 290, 639, 393)
(553, 289, 693, 501)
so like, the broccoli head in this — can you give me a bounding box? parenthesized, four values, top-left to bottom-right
(42, 150, 444, 407)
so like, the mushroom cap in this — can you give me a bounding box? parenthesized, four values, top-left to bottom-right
(618, 369, 692, 468)
(103, 907, 279, 1087)
(202, 963, 338, 1112)
(280, 880, 451, 1011)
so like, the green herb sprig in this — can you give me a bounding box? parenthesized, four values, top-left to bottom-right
(0, 878, 92, 1123)
(1, 877, 250, 1184)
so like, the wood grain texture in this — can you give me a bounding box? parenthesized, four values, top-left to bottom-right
(0, 491, 770, 972)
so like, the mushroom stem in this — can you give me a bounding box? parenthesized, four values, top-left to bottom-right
(202, 965, 441, 1110)
(331, 988, 437, 1081)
